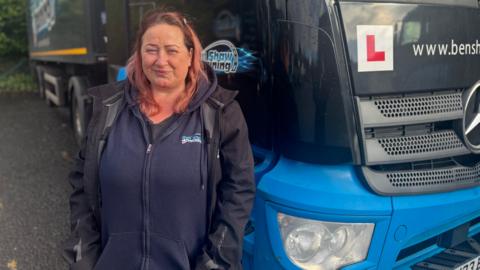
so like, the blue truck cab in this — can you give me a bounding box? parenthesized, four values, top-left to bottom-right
(214, 1, 480, 269)
(28, 0, 480, 268)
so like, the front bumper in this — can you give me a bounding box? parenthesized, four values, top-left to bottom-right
(243, 158, 480, 269)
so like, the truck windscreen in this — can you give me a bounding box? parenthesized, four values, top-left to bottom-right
(339, 0, 478, 8)
(273, 4, 354, 164)
(340, 3, 480, 96)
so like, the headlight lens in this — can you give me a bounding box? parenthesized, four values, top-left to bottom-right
(285, 223, 326, 262)
(278, 213, 375, 270)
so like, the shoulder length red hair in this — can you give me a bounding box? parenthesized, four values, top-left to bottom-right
(126, 10, 205, 115)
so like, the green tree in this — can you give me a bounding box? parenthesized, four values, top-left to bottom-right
(0, 0, 27, 57)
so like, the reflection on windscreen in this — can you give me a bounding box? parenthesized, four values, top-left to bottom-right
(337, 0, 478, 8)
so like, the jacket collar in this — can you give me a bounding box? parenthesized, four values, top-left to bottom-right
(87, 76, 238, 110)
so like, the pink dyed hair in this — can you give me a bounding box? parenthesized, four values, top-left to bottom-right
(126, 10, 205, 115)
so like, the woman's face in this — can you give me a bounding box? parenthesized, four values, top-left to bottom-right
(141, 24, 192, 92)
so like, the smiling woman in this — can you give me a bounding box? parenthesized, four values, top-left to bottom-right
(63, 10, 255, 270)
(141, 25, 192, 92)
(139, 24, 193, 123)
(127, 11, 204, 124)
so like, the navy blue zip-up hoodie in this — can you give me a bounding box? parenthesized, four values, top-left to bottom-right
(95, 73, 217, 270)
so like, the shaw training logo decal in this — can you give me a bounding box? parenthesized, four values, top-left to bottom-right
(357, 25, 394, 72)
(202, 40, 257, 74)
(202, 40, 239, 73)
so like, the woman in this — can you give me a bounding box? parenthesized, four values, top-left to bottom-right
(63, 10, 255, 270)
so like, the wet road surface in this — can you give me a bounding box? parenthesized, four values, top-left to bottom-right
(0, 92, 77, 270)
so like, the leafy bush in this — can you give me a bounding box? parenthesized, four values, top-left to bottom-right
(0, 0, 28, 57)
(0, 1, 40, 93)
(0, 73, 37, 93)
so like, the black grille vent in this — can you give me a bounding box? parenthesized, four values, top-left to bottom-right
(358, 89, 480, 195)
(364, 129, 469, 165)
(378, 131, 464, 156)
(357, 91, 463, 128)
(373, 92, 462, 118)
(386, 164, 480, 187)
(387, 169, 466, 188)
(362, 162, 480, 195)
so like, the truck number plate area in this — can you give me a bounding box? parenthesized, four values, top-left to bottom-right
(454, 256, 479, 270)
(412, 238, 480, 270)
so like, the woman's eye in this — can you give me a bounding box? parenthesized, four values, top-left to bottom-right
(167, 50, 178, 55)
(145, 49, 158, 54)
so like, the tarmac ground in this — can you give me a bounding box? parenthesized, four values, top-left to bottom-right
(0, 92, 77, 270)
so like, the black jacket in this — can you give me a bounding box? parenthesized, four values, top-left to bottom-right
(63, 79, 255, 270)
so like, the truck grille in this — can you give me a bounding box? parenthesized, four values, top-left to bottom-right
(366, 130, 468, 164)
(362, 162, 480, 195)
(372, 92, 462, 119)
(357, 89, 480, 195)
(358, 90, 463, 128)
(378, 131, 464, 155)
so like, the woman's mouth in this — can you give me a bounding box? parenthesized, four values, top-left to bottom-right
(152, 69, 170, 76)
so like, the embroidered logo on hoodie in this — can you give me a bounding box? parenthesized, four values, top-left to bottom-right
(181, 133, 202, 144)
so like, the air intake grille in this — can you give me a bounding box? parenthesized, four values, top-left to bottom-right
(357, 91, 463, 128)
(364, 130, 469, 165)
(388, 169, 463, 188)
(358, 89, 480, 195)
(374, 92, 462, 118)
(362, 164, 480, 195)
(378, 131, 464, 156)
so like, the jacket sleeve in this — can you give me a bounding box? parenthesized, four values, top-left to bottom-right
(197, 101, 256, 270)
(63, 134, 101, 269)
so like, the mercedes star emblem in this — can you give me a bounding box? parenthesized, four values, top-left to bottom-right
(462, 80, 480, 153)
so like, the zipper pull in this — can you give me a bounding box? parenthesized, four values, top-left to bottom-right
(146, 144, 153, 154)
(216, 149, 220, 159)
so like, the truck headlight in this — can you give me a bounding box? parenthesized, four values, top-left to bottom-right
(278, 213, 375, 270)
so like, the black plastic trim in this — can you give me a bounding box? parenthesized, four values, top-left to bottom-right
(362, 163, 480, 195)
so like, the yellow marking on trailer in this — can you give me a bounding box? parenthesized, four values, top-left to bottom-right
(30, 47, 88, 57)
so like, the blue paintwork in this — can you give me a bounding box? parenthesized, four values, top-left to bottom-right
(252, 145, 277, 180)
(257, 158, 392, 216)
(247, 157, 392, 269)
(242, 146, 277, 268)
(243, 157, 480, 269)
(382, 186, 480, 269)
(116, 67, 126, 81)
(113, 64, 480, 269)
(395, 223, 480, 269)
(261, 202, 390, 269)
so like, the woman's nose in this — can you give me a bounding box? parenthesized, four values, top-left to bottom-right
(154, 51, 168, 65)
